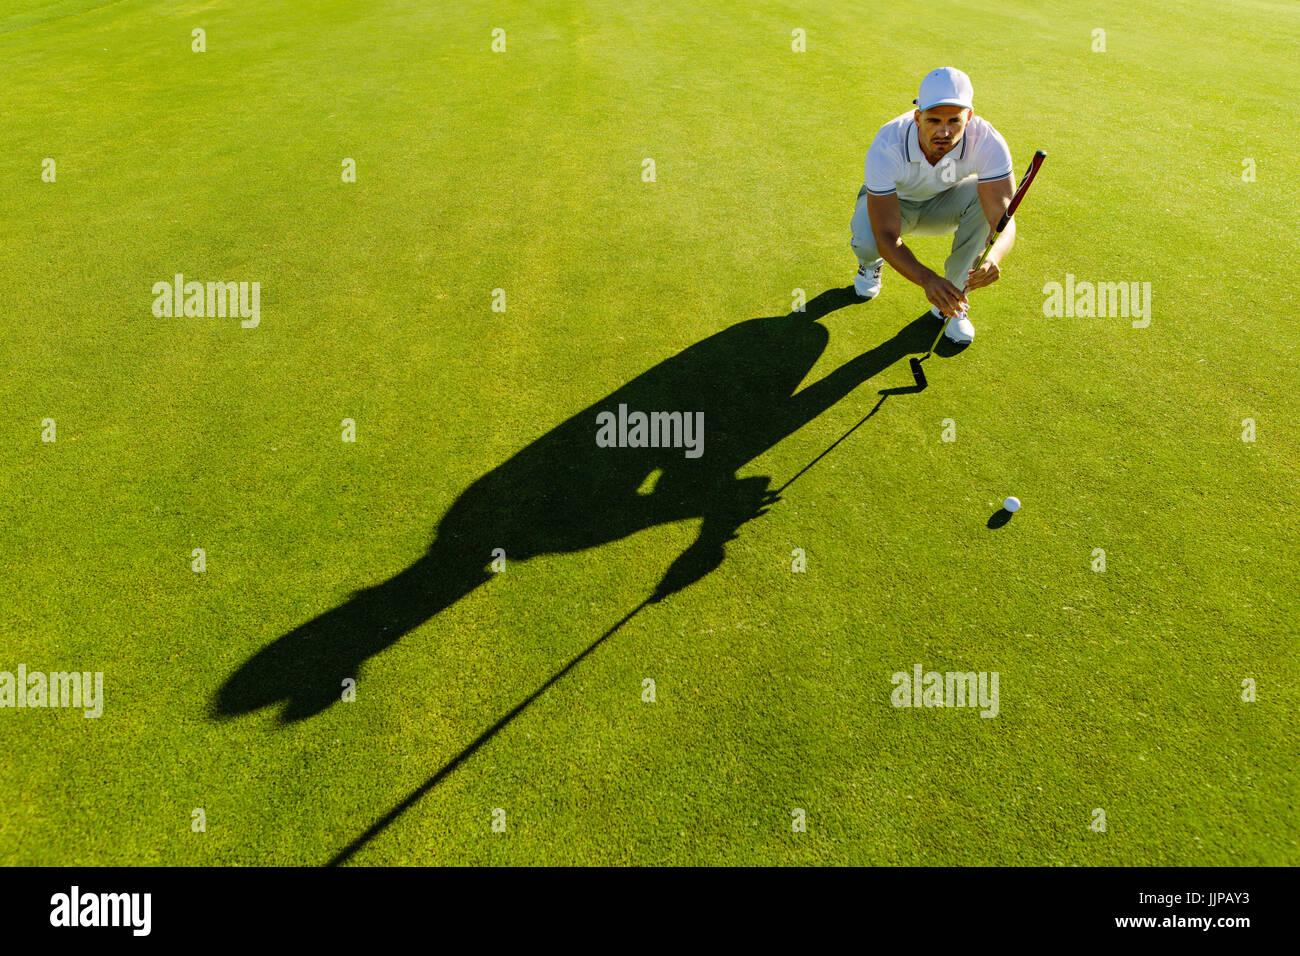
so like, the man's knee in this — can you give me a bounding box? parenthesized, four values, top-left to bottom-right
(849, 213, 880, 261)
(850, 233, 880, 261)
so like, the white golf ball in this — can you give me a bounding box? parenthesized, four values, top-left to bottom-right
(1003, 496, 1021, 513)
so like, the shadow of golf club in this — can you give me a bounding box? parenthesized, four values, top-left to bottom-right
(777, 380, 926, 495)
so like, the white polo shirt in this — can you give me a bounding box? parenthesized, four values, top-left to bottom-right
(864, 111, 1013, 202)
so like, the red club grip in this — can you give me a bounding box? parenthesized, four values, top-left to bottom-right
(1000, 150, 1046, 228)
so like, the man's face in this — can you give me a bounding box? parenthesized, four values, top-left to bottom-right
(913, 105, 972, 159)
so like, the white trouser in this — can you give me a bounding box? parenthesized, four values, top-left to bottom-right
(849, 180, 986, 290)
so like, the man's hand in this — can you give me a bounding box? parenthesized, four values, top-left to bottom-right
(922, 271, 968, 318)
(966, 257, 1001, 290)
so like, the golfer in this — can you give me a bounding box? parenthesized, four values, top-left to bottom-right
(850, 67, 1016, 344)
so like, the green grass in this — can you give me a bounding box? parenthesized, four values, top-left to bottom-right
(0, 0, 1296, 866)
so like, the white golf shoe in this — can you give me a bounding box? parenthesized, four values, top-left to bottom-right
(854, 262, 883, 299)
(931, 305, 974, 344)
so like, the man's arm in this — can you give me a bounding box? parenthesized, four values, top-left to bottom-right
(967, 175, 1015, 290)
(866, 192, 968, 317)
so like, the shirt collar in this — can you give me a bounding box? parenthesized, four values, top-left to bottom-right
(908, 121, 969, 164)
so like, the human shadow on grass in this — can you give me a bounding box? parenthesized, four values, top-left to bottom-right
(212, 288, 941, 859)
(215, 291, 939, 829)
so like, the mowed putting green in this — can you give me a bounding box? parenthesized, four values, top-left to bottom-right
(0, 0, 1296, 866)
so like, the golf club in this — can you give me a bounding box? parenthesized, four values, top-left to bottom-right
(909, 149, 1047, 388)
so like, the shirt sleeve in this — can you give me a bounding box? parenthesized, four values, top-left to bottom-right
(975, 124, 1014, 183)
(864, 137, 901, 196)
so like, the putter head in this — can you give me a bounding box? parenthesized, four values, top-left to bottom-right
(908, 356, 927, 389)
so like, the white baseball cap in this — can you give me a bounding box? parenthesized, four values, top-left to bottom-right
(914, 67, 974, 111)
